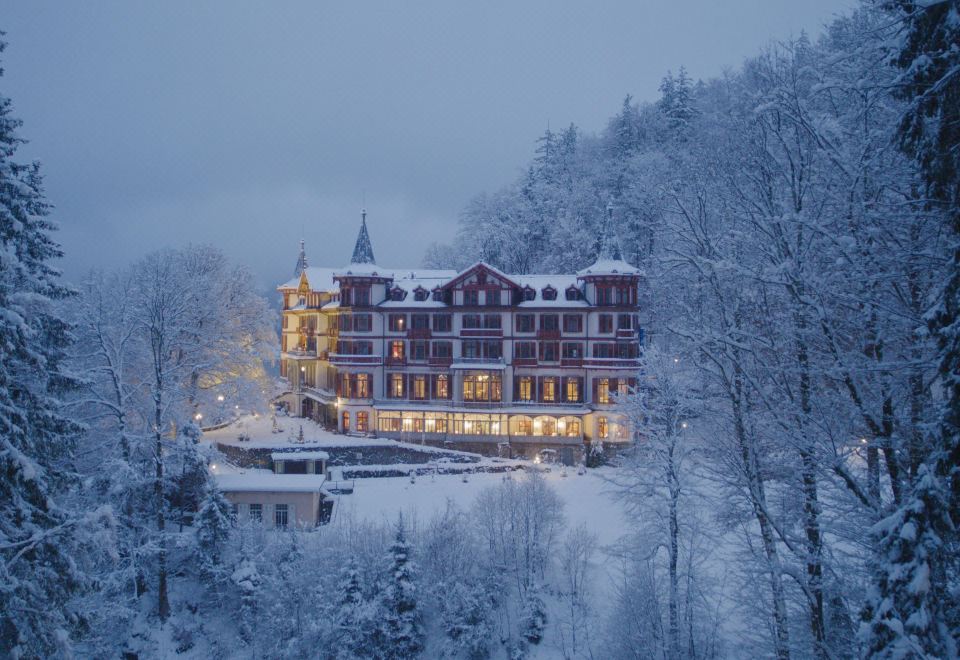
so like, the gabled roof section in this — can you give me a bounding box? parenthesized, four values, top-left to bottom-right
(441, 261, 521, 291)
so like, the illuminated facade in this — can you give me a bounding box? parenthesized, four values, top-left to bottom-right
(278, 212, 643, 463)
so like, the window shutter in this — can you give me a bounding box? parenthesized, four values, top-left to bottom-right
(592, 378, 598, 404)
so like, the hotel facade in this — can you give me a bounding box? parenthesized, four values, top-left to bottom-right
(278, 213, 644, 464)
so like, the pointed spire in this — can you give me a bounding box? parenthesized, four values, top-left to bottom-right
(598, 203, 622, 260)
(351, 209, 376, 264)
(294, 238, 308, 276)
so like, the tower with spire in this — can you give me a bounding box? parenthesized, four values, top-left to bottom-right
(294, 238, 308, 277)
(351, 209, 376, 265)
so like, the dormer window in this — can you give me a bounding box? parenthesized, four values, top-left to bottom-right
(523, 286, 536, 301)
(565, 286, 582, 301)
(389, 287, 406, 302)
(542, 286, 557, 301)
(414, 286, 429, 302)
(432, 287, 444, 302)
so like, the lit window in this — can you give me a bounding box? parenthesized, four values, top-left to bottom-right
(597, 378, 610, 404)
(356, 411, 369, 433)
(518, 376, 533, 401)
(566, 378, 580, 402)
(389, 374, 405, 398)
(434, 374, 449, 399)
(342, 411, 350, 432)
(542, 377, 556, 403)
(598, 417, 609, 439)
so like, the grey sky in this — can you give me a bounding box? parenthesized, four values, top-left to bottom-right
(4, 1, 852, 289)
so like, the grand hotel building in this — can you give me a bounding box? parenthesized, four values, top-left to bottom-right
(278, 213, 644, 463)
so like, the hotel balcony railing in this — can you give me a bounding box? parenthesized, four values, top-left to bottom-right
(616, 328, 639, 339)
(407, 328, 432, 339)
(385, 356, 407, 366)
(513, 357, 538, 367)
(460, 328, 503, 338)
(373, 398, 587, 409)
(377, 430, 584, 445)
(284, 348, 317, 359)
(581, 357, 642, 368)
(454, 356, 506, 367)
(328, 353, 383, 366)
(560, 357, 583, 367)
(536, 329, 561, 340)
(428, 356, 454, 367)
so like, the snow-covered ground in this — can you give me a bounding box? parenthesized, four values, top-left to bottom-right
(328, 468, 626, 546)
(204, 414, 394, 449)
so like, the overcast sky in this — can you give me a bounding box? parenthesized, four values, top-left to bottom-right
(4, 1, 852, 289)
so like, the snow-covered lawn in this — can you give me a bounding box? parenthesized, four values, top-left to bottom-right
(329, 468, 627, 546)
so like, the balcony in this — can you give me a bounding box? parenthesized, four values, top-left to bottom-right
(452, 356, 506, 369)
(581, 357, 642, 368)
(560, 358, 583, 367)
(385, 356, 407, 367)
(616, 328, 638, 339)
(537, 329, 561, 340)
(460, 328, 503, 338)
(328, 353, 383, 366)
(407, 328, 432, 339)
(429, 356, 454, 367)
(512, 357, 538, 367)
(284, 348, 317, 360)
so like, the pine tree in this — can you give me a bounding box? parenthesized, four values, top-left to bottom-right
(658, 66, 698, 133)
(334, 557, 371, 659)
(0, 36, 88, 658)
(863, 3, 960, 656)
(376, 517, 424, 659)
(195, 482, 233, 585)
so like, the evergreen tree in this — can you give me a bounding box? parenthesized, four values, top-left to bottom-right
(0, 36, 88, 657)
(195, 481, 233, 585)
(334, 557, 372, 659)
(376, 517, 424, 659)
(864, 2, 960, 656)
(658, 66, 698, 132)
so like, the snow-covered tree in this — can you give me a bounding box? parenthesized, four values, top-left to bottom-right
(376, 517, 424, 659)
(0, 36, 104, 658)
(195, 481, 233, 585)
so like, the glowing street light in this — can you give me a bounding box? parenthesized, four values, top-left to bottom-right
(195, 413, 203, 421)
(217, 395, 225, 402)
(681, 422, 688, 429)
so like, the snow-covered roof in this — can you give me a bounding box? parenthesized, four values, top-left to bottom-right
(277, 267, 340, 291)
(334, 262, 393, 278)
(576, 259, 642, 277)
(214, 471, 327, 493)
(270, 450, 330, 461)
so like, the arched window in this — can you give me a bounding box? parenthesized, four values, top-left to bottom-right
(356, 411, 369, 433)
(533, 415, 557, 436)
(541, 286, 557, 301)
(342, 411, 350, 433)
(523, 286, 536, 301)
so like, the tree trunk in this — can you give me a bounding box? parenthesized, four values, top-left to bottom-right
(155, 391, 170, 622)
(668, 448, 680, 660)
(732, 368, 790, 660)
